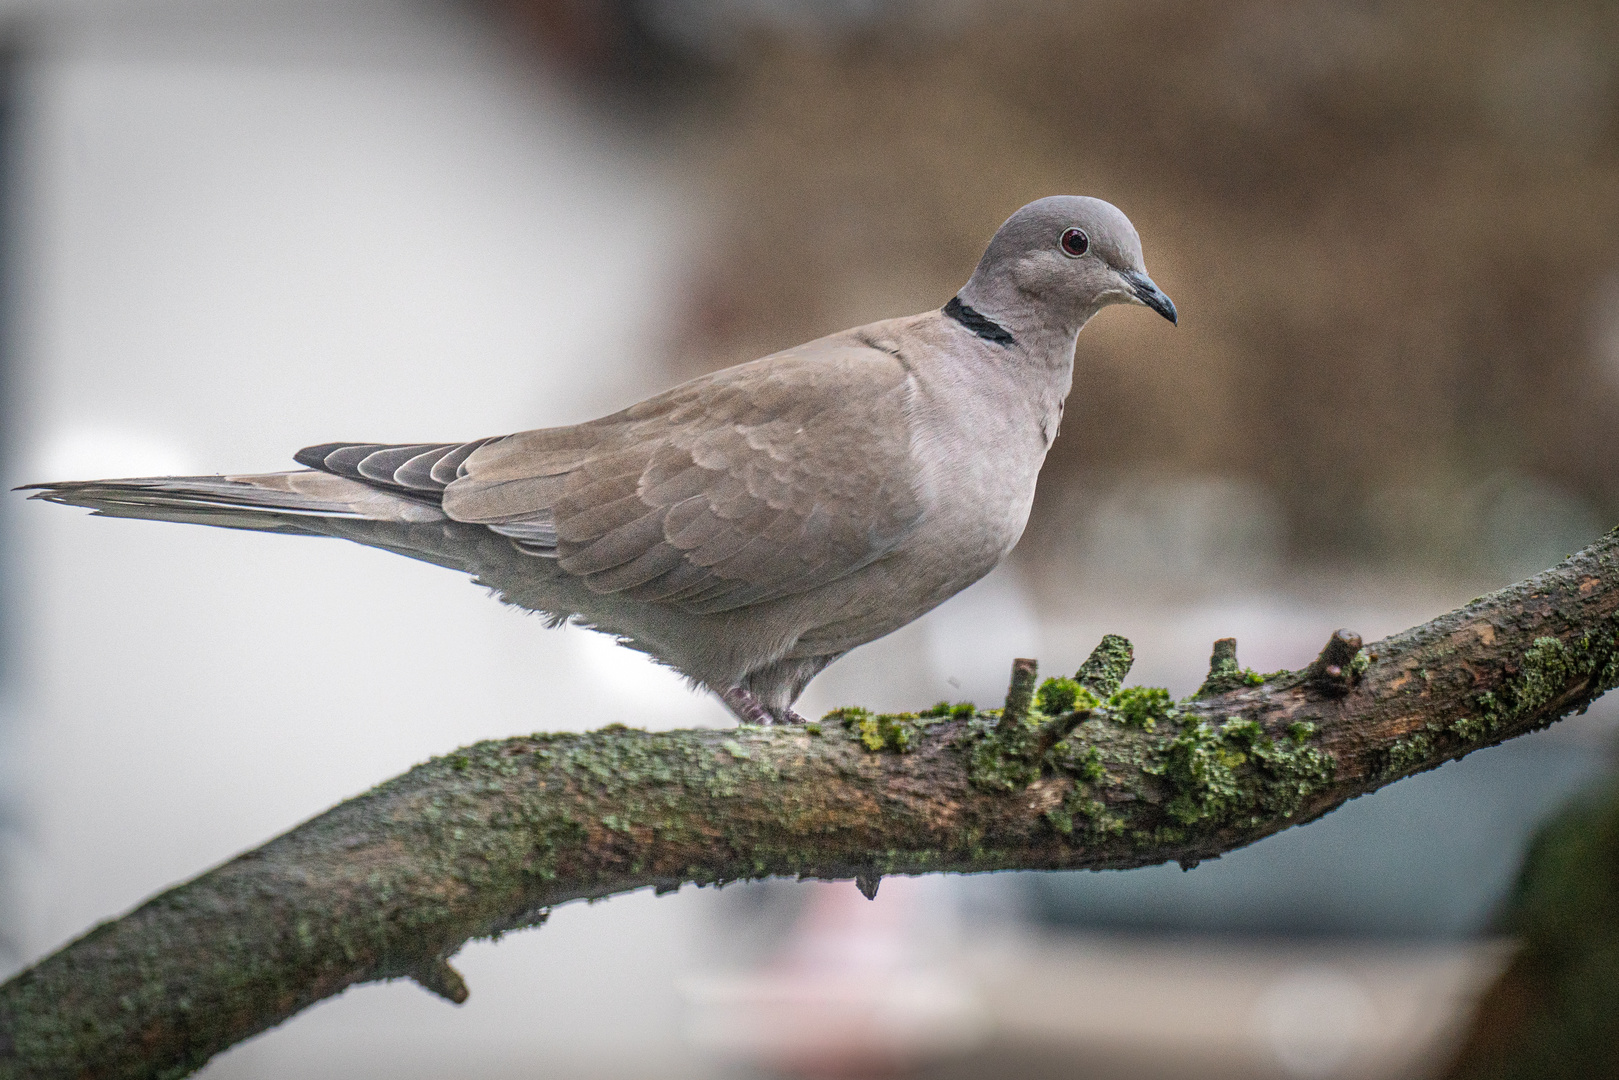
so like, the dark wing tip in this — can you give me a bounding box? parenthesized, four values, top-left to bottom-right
(293, 443, 348, 470)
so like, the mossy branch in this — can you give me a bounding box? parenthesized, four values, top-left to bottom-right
(4, 529, 1619, 1079)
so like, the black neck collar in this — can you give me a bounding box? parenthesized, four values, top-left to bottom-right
(943, 296, 1016, 347)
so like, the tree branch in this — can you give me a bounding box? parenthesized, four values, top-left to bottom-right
(4, 529, 1618, 1079)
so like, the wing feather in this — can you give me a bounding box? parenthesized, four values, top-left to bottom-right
(554, 490, 650, 543)
(357, 444, 442, 484)
(395, 445, 458, 490)
(429, 438, 496, 485)
(580, 541, 688, 593)
(559, 510, 670, 575)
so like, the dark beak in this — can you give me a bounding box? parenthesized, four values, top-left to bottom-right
(1122, 270, 1178, 325)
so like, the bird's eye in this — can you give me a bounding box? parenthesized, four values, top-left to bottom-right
(1059, 228, 1090, 258)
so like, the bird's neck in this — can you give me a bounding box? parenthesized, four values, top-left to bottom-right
(950, 281, 1092, 369)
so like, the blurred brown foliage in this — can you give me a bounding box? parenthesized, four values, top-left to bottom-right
(659, 0, 1619, 570)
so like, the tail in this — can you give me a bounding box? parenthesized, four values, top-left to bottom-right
(21, 470, 448, 532)
(22, 466, 566, 592)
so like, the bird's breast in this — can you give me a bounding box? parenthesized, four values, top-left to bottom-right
(901, 366, 1053, 575)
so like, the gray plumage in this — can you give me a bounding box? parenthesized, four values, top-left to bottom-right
(24, 196, 1176, 724)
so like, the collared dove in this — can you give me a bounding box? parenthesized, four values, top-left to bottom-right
(26, 196, 1176, 724)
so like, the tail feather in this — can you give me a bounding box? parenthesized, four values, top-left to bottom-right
(19, 470, 448, 533)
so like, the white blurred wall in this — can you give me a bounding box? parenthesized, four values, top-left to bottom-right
(0, 3, 747, 1076)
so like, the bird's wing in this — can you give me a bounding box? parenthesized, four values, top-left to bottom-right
(440, 340, 925, 614)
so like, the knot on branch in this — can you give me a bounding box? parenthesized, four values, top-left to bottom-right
(1307, 629, 1365, 697)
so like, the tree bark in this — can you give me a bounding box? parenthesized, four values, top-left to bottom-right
(4, 528, 1618, 1080)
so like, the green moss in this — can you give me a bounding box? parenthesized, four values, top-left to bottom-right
(1248, 721, 1336, 818)
(1459, 632, 1619, 745)
(1199, 664, 1264, 693)
(1599, 648, 1619, 698)
(964, 713, 1043, 792)
(1449, 708, 1489, 742)
(1151, 717, 1334, 828)
(1385, 729, 1436, 775)
(825, 707, 929, 753)
(1044, 736, 1131, 840)
(1046, 783, 1126, 840)
(822, 703, 975, 758)
(1350, 649, 1371, 678)
(1034, 677, 1099, 717)
(1195, 638, 1256, 695)
(1154, 721, 1245, 825)
(1507, 637, 1577, 715)
(1077, 744, 1106, 782)
(1107, 686, 1176, 730)
(1047, 737, 1099, 778)
(961, 665, 1333, 841)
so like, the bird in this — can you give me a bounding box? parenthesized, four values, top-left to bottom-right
(24, 196, 1176, 725)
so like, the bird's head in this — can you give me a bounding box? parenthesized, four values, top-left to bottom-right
(957, 195, 1177, 334)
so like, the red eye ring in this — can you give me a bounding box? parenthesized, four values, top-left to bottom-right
(1060, 228, 1090, 257)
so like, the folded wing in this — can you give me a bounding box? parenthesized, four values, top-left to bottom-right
(441, 343, 924, 614)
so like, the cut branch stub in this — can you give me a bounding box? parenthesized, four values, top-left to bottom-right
(1308, 629, 1364, 696)
(1001, 657, 1039, 728)
(1075, 634, 1134, 698)
(412, 959, 469, 1005)
(1197, 637, 1252, 696)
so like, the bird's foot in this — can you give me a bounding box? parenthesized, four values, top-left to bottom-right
(720, 686, 776, 725)
(719, 687, 806, 726)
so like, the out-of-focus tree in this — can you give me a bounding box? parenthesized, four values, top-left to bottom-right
(484, 0, 1619, 577)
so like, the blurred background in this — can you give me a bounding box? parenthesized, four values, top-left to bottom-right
(1, 0, 1617, 1076)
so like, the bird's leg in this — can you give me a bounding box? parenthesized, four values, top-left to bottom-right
(720, 686, 779, 726)
(719, 687, 807, 726)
